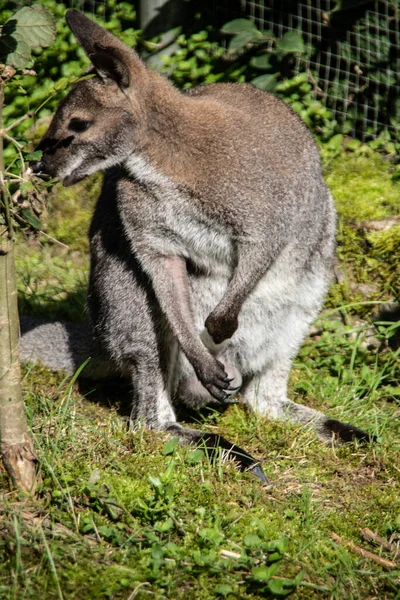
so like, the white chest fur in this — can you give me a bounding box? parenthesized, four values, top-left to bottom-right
(124, 153, 233, 274)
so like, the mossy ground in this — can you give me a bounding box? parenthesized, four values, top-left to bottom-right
(1, 150, 399, 599)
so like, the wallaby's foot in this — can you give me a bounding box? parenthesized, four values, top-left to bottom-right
(166, 424, 268, 484)
(179, 364, 242, 409)
(284, 401, 372, 445)
(241, 364, 372, 446)
(320, 418, 372, 444)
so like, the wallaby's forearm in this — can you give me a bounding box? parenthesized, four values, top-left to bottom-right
(19, 316, 119, 379)
(135, 254, 233, 401)
(205, 241, 280, 344)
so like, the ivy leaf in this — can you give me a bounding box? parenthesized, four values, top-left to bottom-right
(243, 533, 263, 548)
(251, 565, 272, 581)
(276, 31, 305, 55)
(0, 6, 56, 69)
(250, 53, 275, 70)
(229, 30, 262, 52)
(221, 19, 257, 34)
(187, 448, 204, 464)
(215, 584, 233, 596)
(251, 73, 277, 91)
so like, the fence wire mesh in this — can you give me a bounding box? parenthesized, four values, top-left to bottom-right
(214, 0, 399, 141)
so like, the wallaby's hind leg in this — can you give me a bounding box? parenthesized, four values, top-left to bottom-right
(236, 252, 371, 444)
(241, 353, 371, 444)
(89, 288, 178, 431)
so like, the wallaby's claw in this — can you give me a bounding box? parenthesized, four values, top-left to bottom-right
(208, 386, 229, 402)
(195, 357, 235, 401)
(226, 384, 241, 392)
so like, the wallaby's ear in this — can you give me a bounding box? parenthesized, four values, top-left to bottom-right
(66, 10, 143, 88)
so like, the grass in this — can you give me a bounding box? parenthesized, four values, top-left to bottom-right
(0, 149, 399, 599)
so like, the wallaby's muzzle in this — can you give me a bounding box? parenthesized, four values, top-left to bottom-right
(29, 160, 44, 175)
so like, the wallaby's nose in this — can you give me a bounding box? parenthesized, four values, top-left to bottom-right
(30, 160, 44, 175)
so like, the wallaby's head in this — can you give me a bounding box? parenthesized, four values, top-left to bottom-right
(31, 11, 150, 186)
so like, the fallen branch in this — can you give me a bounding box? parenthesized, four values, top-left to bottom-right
(331, 532, 397, 569)
(360, 527, 398, 554)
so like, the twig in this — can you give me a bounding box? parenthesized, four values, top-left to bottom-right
(360, 528, 398, 554)
(4, 133, 23, 149)
(305, 68, 324, 97)
(38, 230, 70, 249)
(126, 582, 151, 599)
(331, 532, 397, 569)
(3, 111, 34, 133)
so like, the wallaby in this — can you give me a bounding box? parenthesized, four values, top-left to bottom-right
(26, 10, 371, 482)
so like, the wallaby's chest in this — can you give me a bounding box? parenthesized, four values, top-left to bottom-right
(118, 159, 235, 275)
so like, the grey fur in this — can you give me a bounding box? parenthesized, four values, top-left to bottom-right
(25, 10, 371, 474)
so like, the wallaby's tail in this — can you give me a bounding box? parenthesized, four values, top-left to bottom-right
(165, 424, 269, 483)
(19, 316, 118, 379)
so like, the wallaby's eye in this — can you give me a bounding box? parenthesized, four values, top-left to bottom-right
(68, 118, 92, 133)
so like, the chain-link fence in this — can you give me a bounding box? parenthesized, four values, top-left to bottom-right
(214, 0, 399, 141)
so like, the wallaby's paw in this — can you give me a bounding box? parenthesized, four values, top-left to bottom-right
(194, 357, 235, 402)
(320, 418, 373, 444)
(179, 365, 242, 409)
(205, 309, 239, 345)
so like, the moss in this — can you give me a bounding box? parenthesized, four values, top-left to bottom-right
(324, 153, 400, 311)
(324, 153, 400, 221)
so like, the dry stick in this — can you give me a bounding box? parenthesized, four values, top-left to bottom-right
(0, 78, 37, 493)
(360, 528, 398, 554)
(331, 532, 397, 569)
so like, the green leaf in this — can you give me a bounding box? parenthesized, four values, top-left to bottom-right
(198, 527, 224, 544)
(215, 584, 233, 596)
(267, 577, 297, 596)
(162, 437, 178, 455)
(268, 537, 289, 555)
(155, 518, 174, 532)
(326, 133, 344, 150)
(244, 533, 263, 548)
(276, 31, 305, 55)
(251, 73, 277, 91)
(24, 150, 42, 161)
(228, 30, 262, 52)
(221, 19, 257, 34)
(250, 53, 275, 70)
(187, 449, 204, 464)
(21, 209, 40, 230)
(251, 565, 272, 581)
(148, 475, 162, 488)
(0, 6, 56, 69)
